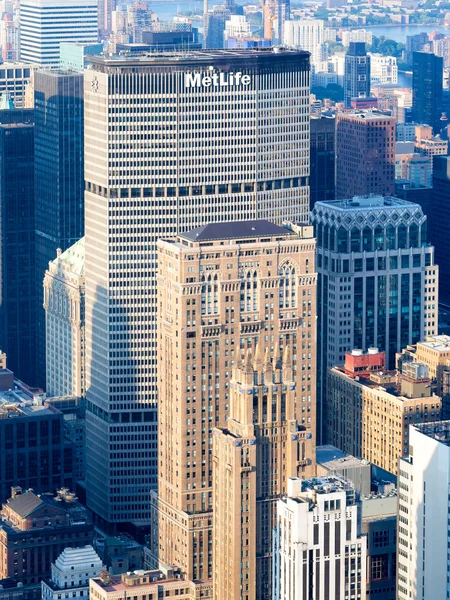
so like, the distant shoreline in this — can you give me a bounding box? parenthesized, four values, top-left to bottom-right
(337, 21, 443, 30)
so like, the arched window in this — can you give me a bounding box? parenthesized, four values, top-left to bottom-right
(363, 226, 372, 252)
(351, 227, 361, 253)
(337, 227, 348, 253)
(409, 223, 419, 248)
(279, 264, 297, 309)
(374, 225, 384, 250)
(386, 224, 396, 250)
(398, 223, 407, 249)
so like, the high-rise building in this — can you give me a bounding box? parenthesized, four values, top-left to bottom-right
(283, 19, 325, 63)
(310, 114, 335, 208)
(273, 476, 367, 600)
(335, 111, 395, 199)
(412, 52, 443, 134)
(34, 71, 85, 388)
(152, 221, 317, 594)
(59, 42, 104, 71)
(19, 0, 98, 68)
(327, 351, 442, 475)
(397, 421, 450, 599)
(204, 6, 231, 49)
(41, 546, 104, 600)
(344, 42, 370, 108)
(430, 156, 450, 305)
(311, 195, 438, 440)
(98, 0, 116, 35)
(83, 49, 311, 529)
(369, 54, 398, 85)
(0, 109, 36, 384)
(0, 63, 37, 108)
(43, 239, 85, 398)
(395, 142, 432, 187)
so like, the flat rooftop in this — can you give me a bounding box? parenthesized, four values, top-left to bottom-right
(414, 421, 450, 445)
(418, 335, 450, 352)
(338, 109, 395, 120)
(317, 445, 370, 470)
(314, 195, 418, 211)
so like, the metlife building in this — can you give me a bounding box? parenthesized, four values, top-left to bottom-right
(83, 49, 310, 529)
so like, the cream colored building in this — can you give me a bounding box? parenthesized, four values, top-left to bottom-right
(327, 351, 441, 475)
(43, 238, 85, 398)
(151, 220, 317, 595)
(90, 568, 211, 600)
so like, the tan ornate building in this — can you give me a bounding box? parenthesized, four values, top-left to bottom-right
(43, 238, 85, 397)
(152, 220, 317, 598)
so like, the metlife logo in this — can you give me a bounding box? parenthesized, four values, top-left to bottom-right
(184, 69, 251, 88)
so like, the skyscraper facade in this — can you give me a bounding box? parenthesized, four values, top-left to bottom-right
(83, 50, 311, 528)
(34, 70, 85, 388)
(19, 0, 98, 68)
(344, 42, 370, 108)
(204, 7, 231, 49)
(310, 114, 335, 208)
(153, 221, 317, 597)
(311, 195, 438, 440)
(335, 111, 395, 200)
(430, 156, 450, 306)
(412, 52, 443, 134)
(0, 109, 36, 384)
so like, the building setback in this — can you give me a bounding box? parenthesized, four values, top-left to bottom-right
(152, 221, 317, 595)
(83, 49, 311, 529)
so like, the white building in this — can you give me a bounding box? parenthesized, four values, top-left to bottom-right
(341, 29, 373, 47)
(83, 49, 311, 525)
(43, 238, 85, 398)
(19, 0, 98, 68)
(397, 422, 450, 600)
(283, 19, 326, 63)
(369, 54, 398, 85)
(0, 61, 37, 107)
(274, 476, 367, 600)
(42, 545, 104, 600)
(224, 15, 251, 40)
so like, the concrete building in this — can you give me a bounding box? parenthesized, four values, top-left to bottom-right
(19, 0, 98, 68)
(0, 488, 94, 585)
(90, 569, 212, 600)
(42, 546, 104, 600)
(151, 221, 317, 595)
(335, 111, 395, 199)
(43, 239, 85, 398)
(83, 49, 312, 529)
(369, 54, 398, 85)
(316, 445, 371, 496)
(327, 350, 442, 475)
(94, 535, 143, 574)
(59, 42, 103, 71)
(310, 114, 335, 208)
(0, 364, 75, 503)
(273, 476, 367, 600)
(283, 19, 325, 63)
(397, 422, 450, 599)
(361, 491, 397, 600)
(395, 142, 432, 187)
(0, 63, 37, 108)
(312, 195, 437, 439)
(344, 42, 370, 108)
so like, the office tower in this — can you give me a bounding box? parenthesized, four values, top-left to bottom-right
(405, 32, 428, 64)
(153, 221, 316, 592)
(412, 52, 443, 134)
(310, 115, 335, 208)
(43, 239, 85, 398)
(0, 360, 76, 503)
(98, 0, 116, 34)
(312, 195, 438, 440)
(369, 54, 398, 85)
(361, 490, 397, 600)
(0, 488, 93, 585)
(204, 6, 231, 49)
(0, 109, 35, 384)
(397, 422, 450, 599)
(283, 19, 325, 63)
(273, 477, 367, 600)
(19, 0, 98, 68)
(34, 71, 85, 388)
(394, 180, 432, 220)
(140, 30, 201, 51)
(42, 546, 104, 600)
(344, 42, 370, 108)
(335, 111, 395, 200)
(60, 42, 104, 71)
(431, 156, 450, 305)
(91, 569, 212, 600)
(327, 351, 441, 475)
(84, 49, 311, 529)
(0, 63, 37, 108)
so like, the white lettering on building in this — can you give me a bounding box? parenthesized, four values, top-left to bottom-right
(185, 71, 251, 88)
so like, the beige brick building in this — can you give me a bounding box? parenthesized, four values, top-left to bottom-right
(151, 220, 317, 597)
(327, 349, 442, 475)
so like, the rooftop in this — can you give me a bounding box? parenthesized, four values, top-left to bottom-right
(51, 237, 85, 277)
(414, 421, 450, 446)
(337, 109, 395, 121)
(316, 445, 370, 470)
(54, 546, 103, 572)
(313, 194, 419, 212)
(179, 220, 292, 243)
(418, 335, 450, 352)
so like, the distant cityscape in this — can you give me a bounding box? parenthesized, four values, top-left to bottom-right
(1, 0, 450, 599)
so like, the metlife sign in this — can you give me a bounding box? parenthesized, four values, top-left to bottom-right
(185, 70, 251, 88)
